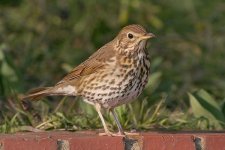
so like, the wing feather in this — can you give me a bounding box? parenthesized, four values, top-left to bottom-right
(56, 41, 115, 85)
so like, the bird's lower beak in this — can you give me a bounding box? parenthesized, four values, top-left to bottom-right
(140, 33, 155, 40)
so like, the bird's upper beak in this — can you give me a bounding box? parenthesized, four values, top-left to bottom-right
(140, 33, 155, 40)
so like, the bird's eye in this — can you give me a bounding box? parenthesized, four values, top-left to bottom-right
(128, 33, 133, 39)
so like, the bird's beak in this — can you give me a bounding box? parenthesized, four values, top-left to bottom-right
(140, 33, 156, 40)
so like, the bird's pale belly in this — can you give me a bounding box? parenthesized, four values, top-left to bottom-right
(81, 65, 149, 109)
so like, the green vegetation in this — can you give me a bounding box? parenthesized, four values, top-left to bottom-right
(0, 0, 224, 133)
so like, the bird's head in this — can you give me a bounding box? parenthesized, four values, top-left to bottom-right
(115, 24, 155, 52)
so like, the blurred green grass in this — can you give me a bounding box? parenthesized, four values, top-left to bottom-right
(0, 0, 225, 133)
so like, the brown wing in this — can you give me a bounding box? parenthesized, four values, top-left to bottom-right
(56, 41, 115, 85)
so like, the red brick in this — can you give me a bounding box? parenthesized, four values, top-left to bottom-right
(142, 133, 195, 150)
(0, 134, 57, 150)
(69, 136, 124, 150)
(202, 134, 225, 150)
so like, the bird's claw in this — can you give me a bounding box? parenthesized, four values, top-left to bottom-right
(99, 131, 126, 137)
(99, 131, 140, 137)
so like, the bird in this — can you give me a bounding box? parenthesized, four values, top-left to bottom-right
(21, 24, 155, 136)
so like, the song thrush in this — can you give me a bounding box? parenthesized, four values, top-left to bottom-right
(21, 24, 155, 136)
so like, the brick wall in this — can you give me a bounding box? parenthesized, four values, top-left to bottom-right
(0, 131, 224, 150)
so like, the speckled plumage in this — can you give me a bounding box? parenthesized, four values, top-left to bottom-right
(21, 24, 155, 136)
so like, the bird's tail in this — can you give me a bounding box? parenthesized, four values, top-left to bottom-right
(20, 87, 52, 101)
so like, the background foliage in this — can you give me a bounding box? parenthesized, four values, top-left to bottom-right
(0, 0, 224, 133)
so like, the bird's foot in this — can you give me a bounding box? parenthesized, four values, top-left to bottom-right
(99, 131, 126, 137)
(124, 131, 140, 136)
(123, 132, 140, 138)
(99, 131, 140, 137)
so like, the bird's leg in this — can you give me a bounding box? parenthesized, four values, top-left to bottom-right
(94, 103, 113, 136)
(110, 108, 125, 136)
(94, 104, 125, 136)
(111, 108, 140, 136)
